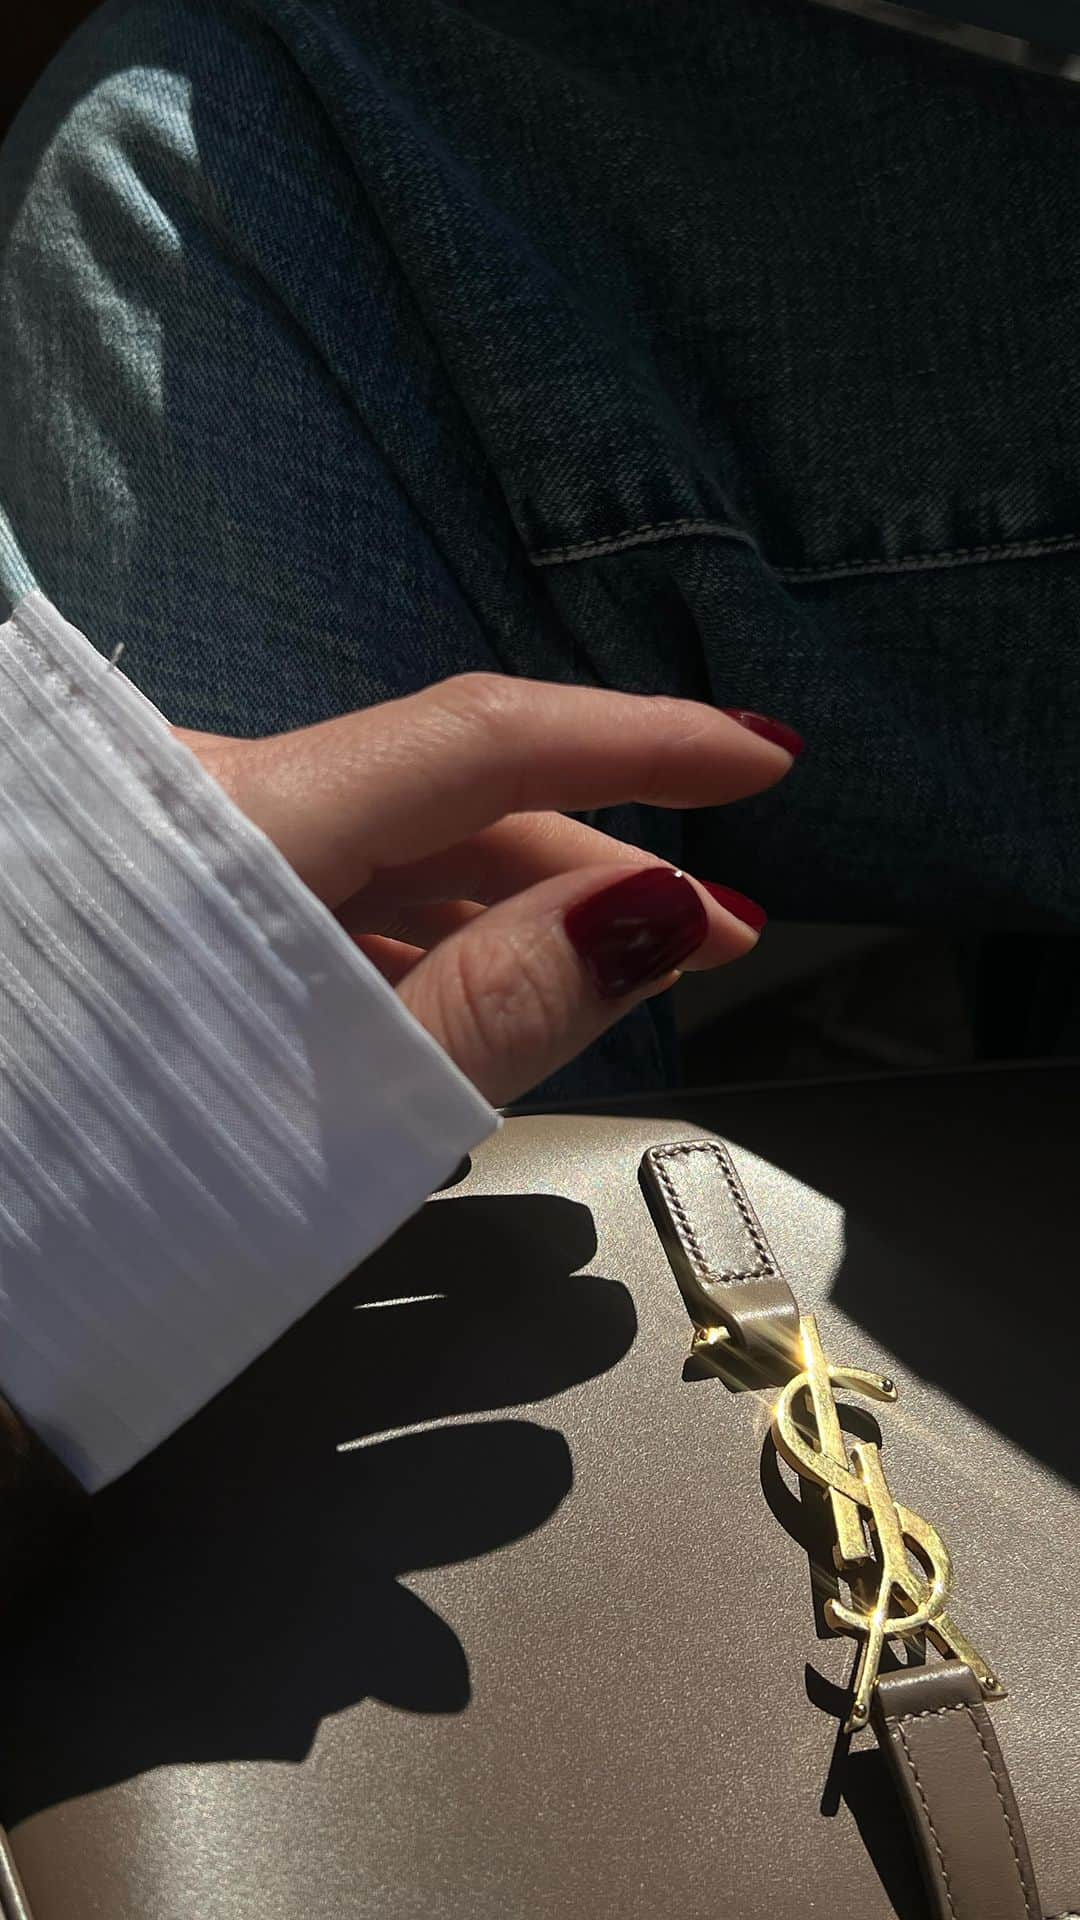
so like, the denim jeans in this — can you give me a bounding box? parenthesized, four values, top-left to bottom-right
(2, 0, 1078, 1094)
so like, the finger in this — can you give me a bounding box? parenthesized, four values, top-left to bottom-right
(349, 934, 425, 986)
(343, 865, 763, 972)
(342, 811, 646, 918)
(397, 862, 760, 1107)
(340, 898, 486, 946)
(343, 813, 764, 971)
(236, 678, 802, 905)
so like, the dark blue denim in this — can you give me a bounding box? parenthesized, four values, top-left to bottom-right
(2, 0, 1079, 1093)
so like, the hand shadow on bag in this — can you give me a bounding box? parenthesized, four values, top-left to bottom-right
(0, 1193, 635, 1825)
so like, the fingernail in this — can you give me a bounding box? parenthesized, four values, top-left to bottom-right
(722, 708, 805, 758)
(565, 867, 708, 999)
(701, 882, 768, 933)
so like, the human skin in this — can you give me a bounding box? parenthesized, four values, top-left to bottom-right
(176, 672, 801, 1105)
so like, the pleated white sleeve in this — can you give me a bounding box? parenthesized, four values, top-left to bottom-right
(0, 593, 497, 1490)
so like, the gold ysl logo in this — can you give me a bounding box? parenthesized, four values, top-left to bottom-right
(772, 1316, 1004, 1731)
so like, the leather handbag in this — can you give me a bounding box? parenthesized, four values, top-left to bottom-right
(1, 1064, 1077, 1918)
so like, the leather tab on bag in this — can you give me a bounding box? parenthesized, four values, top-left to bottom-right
(640, 1141, 799, 1361)
(872, 1663, 1042, 1920)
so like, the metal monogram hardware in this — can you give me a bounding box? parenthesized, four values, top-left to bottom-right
(773, 1314, 1005, 1731)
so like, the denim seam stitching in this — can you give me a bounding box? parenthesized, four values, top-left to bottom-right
(530, 522, 1080, 575)
(776, 531, 1080, 580)
(530, 520, 760, 564)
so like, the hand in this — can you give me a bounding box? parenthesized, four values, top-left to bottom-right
(175, 675, 801, 1105)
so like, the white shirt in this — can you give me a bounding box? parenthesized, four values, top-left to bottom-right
(0, 593, 497, 1490)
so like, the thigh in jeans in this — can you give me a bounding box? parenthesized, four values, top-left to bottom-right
(0, 0, 673, 1092)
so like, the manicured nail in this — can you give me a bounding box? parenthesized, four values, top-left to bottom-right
(701, 882, 768, 933)
(721, 708, 805, 758)
(565, 867, 708, 999)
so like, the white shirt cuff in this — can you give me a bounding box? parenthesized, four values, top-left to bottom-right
(0, 592, 497, 1489)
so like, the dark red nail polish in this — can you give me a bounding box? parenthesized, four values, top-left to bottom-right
(722, 708, 805, 758)
(701, 882, 768, 933)
(565, 867, 708, 999)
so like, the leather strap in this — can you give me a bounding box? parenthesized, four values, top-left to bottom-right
(639, 1141, 800, 1359)
(872, 1663, 1042, 1920)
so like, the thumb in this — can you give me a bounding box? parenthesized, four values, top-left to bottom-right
(396, 864, 759, 1107)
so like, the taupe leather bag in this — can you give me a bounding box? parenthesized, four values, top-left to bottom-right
(2, 1065, 1077, 1918)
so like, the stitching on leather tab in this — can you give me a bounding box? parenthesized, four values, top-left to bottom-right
(651, 1148, 723, 1279)
(895, 1703, 972, 1724)
(965, 1705, 1039, 1919)
(894, 1723, 960, 1920)
(894, 1702, 1039, 1920)
(649, 1142, 776, 1285)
